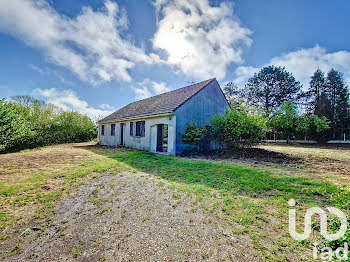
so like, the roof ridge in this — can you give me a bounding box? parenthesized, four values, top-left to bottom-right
(128, 78, 215, 104)
(109, 78, 215, 112)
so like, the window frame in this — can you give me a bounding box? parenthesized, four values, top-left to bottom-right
(111, 124, 115, 136)
(135, 121, 145, 137)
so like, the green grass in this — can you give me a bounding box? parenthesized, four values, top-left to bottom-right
(111, 151, 340, 202)
(2, 144, 349, 261)
(110, 150, 349, 260)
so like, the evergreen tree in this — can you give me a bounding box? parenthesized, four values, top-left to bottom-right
(314, 91, 332, 120)
(244, 65, 303, 112)
(326, 69, 350, 138)
(307, 69, 326, 112)
(335, 88, 350, 137)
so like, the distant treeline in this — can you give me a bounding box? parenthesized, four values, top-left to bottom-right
(183, 66, 350, 152)
(0, 96, 97, 153)
(224, 66, 350, 142)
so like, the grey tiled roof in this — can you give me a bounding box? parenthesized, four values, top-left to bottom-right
(98, 78, 215, 122)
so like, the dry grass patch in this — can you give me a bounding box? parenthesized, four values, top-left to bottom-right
(0, 142, 132, 258)
(258, 144, 350, 187)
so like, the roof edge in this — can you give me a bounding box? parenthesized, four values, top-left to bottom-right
(97, 112, 173, 124)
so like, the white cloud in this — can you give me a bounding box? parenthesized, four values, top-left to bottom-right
(234, 65, 259, 87)
(234, 46, 350, 88)
(131, 79, 170, 99)
(33, 88, 115, 121)
(151, 81, 170, 94)
(0, 0, 153, 83)
(99, 103, 116, 111)
(271, 46, 350, 86)
(131, 86, 153, 100)
(152, 0, 252, 80)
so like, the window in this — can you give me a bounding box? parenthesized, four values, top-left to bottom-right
(130, 122, 133, 136)
(136, 121, 145, 137)
(101, 125, 105, 135)
(111, 124, 115, 136)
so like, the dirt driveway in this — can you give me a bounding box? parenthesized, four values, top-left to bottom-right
(6, 170, 255, 262)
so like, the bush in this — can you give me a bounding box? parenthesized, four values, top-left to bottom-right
(0, 98, 97, 153)
(0, 99, 34, 152)
(270, 101, 330, 142)
(182, 104, 267, 152)
(212, 105, 267, 148)
(182, 123, 213, 153)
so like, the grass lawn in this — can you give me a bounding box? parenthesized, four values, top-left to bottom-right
(109, 147, 350, 260)
(1, 142, 349, 261)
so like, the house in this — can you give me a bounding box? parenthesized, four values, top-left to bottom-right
(97, 78, 229, 155)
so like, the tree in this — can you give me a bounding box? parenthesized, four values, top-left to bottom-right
(270, 101, 298, 143)
(0, 97, 97, 153)
(223, 82, 244, 106)
(306, 69, 326, 112)
(335, 90, 350, 137)
(270, 101, 330, 143)
(244, 66, 303, 112)
(296, 115, 330, 141)
(326, 69, 350, 138)
(0, 99, 33, 152)
(314, 90, 332, 120)
(10, 95, 35, 106)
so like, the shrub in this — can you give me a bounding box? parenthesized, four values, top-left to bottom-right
(0, 98, 97, 153)
(182, 104, 267, 152)
(270, 101, 330, 142)
(0, 99, 37, 152)
(212, 105, 267, 148)
(182, 123, 213, 152)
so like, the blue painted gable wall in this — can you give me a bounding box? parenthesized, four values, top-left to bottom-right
(173, 80, 230, 154)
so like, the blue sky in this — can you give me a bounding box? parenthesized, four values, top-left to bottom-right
(1, 0, 350, 120)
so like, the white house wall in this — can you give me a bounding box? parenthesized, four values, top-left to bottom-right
(98, 115, 176, 155)
(98, 124, 118, 146)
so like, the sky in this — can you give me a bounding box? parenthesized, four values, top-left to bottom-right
(1, 0, 350, 120)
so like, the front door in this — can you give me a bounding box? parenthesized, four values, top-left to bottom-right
(157, 124, 163, 152)
(120, 123, 124, 146)
(156, 124, 168, 153)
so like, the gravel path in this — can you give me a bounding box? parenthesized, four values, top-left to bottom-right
(6, 171, 256, 262)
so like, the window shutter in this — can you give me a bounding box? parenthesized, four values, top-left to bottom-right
(140, 121, 145, 137)
(130, 122, 133, 136)
(136, 122, 140, 136)
(111, 124, 115, 136)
